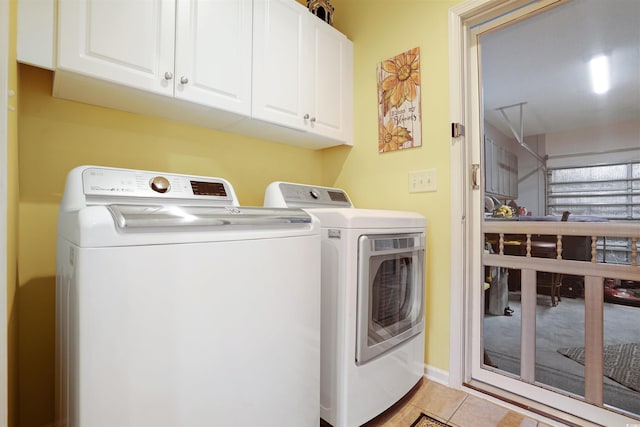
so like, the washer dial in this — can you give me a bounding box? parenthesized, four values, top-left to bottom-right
(150, 176, 171, 193)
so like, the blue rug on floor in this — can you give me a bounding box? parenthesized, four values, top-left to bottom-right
(410, 413, 451, 427)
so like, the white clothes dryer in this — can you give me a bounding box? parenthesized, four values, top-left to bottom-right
(264, 182, 426, 427)
(56, 166, 321, 427)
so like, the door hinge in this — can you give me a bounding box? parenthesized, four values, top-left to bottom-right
(471, 163, 480, 189)
(451, 122, 465, 138)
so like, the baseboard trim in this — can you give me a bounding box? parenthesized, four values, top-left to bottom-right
(424, 364, 449, 386)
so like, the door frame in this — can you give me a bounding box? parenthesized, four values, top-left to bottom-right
(1, 0, 10, 423)
(448, 1, 638, 425)
(449, 0, 560, 389)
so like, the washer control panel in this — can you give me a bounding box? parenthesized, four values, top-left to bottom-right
(80, 166, 236, 205)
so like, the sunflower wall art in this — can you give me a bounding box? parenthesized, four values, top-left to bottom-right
(377, 47, 422, 153)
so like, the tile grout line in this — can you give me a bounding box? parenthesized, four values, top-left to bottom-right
(444, 393, 468, 426)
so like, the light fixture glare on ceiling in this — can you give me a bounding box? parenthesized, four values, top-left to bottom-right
(589, 54, 610, 94)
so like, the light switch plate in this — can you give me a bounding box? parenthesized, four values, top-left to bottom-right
(408, 169, 437, 193)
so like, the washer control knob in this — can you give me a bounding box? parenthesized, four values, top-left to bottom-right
(309, 189, 319, 199)
(150, 176, 171, 193)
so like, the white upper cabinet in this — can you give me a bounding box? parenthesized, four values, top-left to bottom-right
(308, 16, 353, 144)
(57, 0, 252, 115)
(18, 0, 352, 148)
(17, 0, 56, 69)
(252, 0, 353, 144)
(174, 0, 252, 115)
(252, 0, 309, 129)
(57, 0, 177, 96)
(484, 136, 518, 199)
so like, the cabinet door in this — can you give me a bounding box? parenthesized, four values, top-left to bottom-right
(175, 0, 252, 115)
(57, 0, 175, 96)
(17, 0, 56, 69)
(499, 146, 509, 196)
(484, 136, 499, 194)
(509, 151, 518, 198)
(308, 19, 353, 144)
(252, 0, 310, 130)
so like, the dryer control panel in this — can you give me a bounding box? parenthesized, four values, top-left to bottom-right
(264, 182, 353, 209)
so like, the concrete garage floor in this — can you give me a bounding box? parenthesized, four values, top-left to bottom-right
(483, 291, 640, 416)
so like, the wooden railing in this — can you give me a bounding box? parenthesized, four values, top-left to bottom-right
(482, 220, 640, 407)
(484, 221, 640, 281)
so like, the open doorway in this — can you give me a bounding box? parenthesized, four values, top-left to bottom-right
(449, 0, 640, 425)
(480, 0, 640, 420)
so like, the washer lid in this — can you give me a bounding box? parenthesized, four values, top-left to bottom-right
(107, 205, 312, 230)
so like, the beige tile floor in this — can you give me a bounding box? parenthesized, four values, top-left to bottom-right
(361, 379, 552, 427)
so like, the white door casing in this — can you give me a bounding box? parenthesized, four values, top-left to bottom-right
(448, 1, 638, 426)
(1, 0, 9, 422)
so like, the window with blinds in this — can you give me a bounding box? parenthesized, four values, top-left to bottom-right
(547, 162, 640, 264)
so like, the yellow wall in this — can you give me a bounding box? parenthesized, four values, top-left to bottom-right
(14, 0, 458, 425)
(326, 0, 456, 371)
(17, 65, 325, 425)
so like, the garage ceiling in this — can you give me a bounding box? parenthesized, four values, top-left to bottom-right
(481, 0, 640, 140)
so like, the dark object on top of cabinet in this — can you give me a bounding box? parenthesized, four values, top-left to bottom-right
(307, 0, 334, 25)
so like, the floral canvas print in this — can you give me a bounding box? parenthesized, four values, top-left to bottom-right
(377, 47, 422, 153)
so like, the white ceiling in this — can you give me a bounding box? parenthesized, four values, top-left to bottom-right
(481, 0, 640, 139)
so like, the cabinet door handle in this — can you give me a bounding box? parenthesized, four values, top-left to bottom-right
(164, 72, 174, 80)
(180, 76, 189, 85)
(310, 117, 316, 123)
(303, 113, 310, 120)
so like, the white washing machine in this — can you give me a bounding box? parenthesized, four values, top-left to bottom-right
(264, 182, 426, 427)
(56, 166, 321, 427)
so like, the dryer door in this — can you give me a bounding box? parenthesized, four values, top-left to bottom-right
(356, 233, 425, 365)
